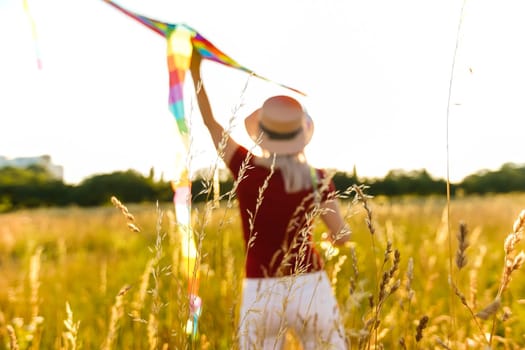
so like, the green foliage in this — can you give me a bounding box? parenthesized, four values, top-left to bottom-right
(0, 165, 55, 185)
(461, 162, 525, 194)
(72, 170, 157, 206)
(0, 166, 72, 211)
(331, 170, 359, 192)
(1, 162, 525, 212)
(365, 169, 449, 196)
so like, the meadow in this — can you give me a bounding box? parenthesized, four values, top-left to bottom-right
(0, 190, 524, 349)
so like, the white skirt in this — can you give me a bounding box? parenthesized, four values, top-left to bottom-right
(238, 270, 348, 350)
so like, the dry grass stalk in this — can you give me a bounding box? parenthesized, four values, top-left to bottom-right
(213, 164, 221, 207)
(177, 89, 252, 345)
(29, 246, 43, 320)
(166, 210, 178, 252)
(6, 324, 19, 350)
(450, 221, 493, 345)
(501, 306, 512, 322)
(452, 282, 468, 308)
(383, 241, 392, 265)
(347, 184, 393, 349)
(349, 245, 359, 294)
(349, 187, 387, 314)
(455, 222, 469, 270)
(127, 222, 141, 233)
(280, 179, 333, 277)
(227, 146, 254, 208)
(196, 131, 259, 347)
(486, 209, 525, 345)
(195, 135, 257, 323)
(435, 336, 452, 349)
(194, 76, 246, 207)
(130, 258, 155, 322)
(330, 254, 348, 291)
(415, 315, 429, 342)
(363, 241, 401, 349)
(111, 196, 140, 232)
(194, 75, 251, 209)
(377, 247, 400, 302)
(101, 285, 131, 350)
(476, 298, 501, 320)
(26, 247, 46, 348)
(388, 249, 400, 281)
(501, 209, 525, 280)
(451, 280, 486, 342)
(469, 243, 486, 309)
(245, 152, 274, 258)
(351, 185, 375, 236)
(499, 251, 525, 295)
(399, 337, 407, 350)
(398, 257, 415, 347)
(405, 257, 414, 302)
(250, 154, 275, 233)
(62, 302, 80, 350)
(147, 205, 169, 345)
(434, 206, 449, 246)
(147, 313, 158, 350)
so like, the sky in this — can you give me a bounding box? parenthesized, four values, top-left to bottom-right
(1, 0, 525, 185)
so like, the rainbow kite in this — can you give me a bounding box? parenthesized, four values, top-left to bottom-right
(103, 0, 304, 137)
(103, 0, 304, 338)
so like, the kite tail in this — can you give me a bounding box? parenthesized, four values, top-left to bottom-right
(167, 27, 193, 135)
(171, 171, 201, 339)
(23, 0, 42, 70)
(188, 294, 202, 339)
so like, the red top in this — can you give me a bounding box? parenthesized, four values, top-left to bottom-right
(227, 145, 335, 278)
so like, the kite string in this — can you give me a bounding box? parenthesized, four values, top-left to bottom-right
(445, 0, 468, 345)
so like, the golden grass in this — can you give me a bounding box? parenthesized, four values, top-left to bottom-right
(0, 193, 524, 349)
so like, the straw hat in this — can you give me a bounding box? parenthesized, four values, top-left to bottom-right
(244, 95, 314, 155)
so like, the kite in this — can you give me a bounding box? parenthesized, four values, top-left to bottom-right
(103, 0, 304, 338)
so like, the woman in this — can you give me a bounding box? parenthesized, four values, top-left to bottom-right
(190, 51, 350, 349)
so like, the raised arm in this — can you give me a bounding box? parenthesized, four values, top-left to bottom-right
(189, 51, 238, 165)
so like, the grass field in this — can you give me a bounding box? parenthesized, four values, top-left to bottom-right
(0, 192, 524, 349)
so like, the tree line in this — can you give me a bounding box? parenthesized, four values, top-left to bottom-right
(1, 162, 524, 212)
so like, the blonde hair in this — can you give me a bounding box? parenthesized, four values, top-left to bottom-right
(254, 152, 313, 193)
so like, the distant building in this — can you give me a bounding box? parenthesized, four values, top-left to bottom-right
(0, 155, 64, 180)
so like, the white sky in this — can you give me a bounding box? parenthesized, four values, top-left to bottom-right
(1, 0, 525, 184)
